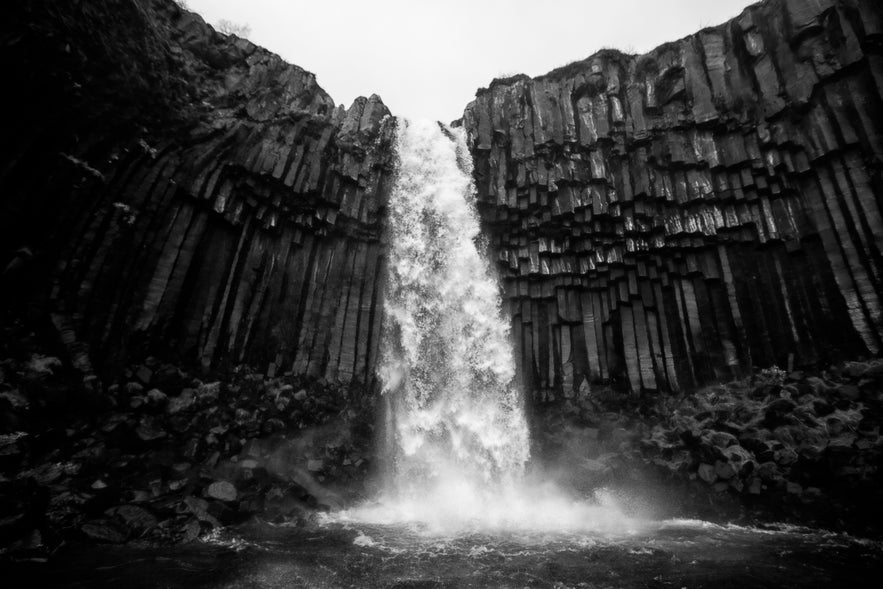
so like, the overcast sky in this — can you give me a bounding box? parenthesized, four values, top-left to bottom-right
(185, 0, 752, 122)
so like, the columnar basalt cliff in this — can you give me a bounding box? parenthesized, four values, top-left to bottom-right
(2, 0, 393, 383)
(463, 0, 883, 402)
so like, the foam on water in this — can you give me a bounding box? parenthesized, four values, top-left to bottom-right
(324, 118, 636, 537)
(331, 482, 640, 537)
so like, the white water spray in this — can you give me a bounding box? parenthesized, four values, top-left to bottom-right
(330, 119, 635, 536)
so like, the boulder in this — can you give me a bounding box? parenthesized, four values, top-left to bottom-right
(136, 366, 153, 384)
(80, 521, 126, 543)
(205, 481, 237, 502)
(167, 389, 196, 415)
(146, 388, 168, 406)
(197, 382, 221, 404)
(135, 417, 167, 441)
(106, 505, 158, 533)
(697, 462, 717, 484)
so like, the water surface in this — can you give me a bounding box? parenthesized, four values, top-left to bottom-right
(12, 517, 882, 588)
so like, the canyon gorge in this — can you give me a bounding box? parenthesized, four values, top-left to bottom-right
(2, 0, 883, 584)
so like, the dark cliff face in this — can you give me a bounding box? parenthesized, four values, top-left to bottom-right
(463, 0, 883, 401)
(1, 0, 393, 383)
(3, 0, 883, 396)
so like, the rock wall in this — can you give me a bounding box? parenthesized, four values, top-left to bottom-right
(1, 0, 393, 383)
(463, 0, 883, 401)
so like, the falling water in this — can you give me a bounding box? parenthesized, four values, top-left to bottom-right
(379, 118, 530, 488)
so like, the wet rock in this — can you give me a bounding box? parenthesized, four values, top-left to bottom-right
(828, 434, 857, 450)
(80, 521, 125, 543)
(755, 461, 783, 483)
(762, 398, 798, 428)
(27, 355, 61, 375)
(0, 389, 29, 410)
(181, 496, 220, 528)
(146, 388, 168, 406)
(608, 427, 632, 449)
(135, 417, 167, 441)
(197, 382, 220, 404)
(697, 463, 717, 484)
(106, 505, 158, 533)
(812, 400, 835, 416)
(842, 362, 870, 378)
(0, 432, 27, 461)
(707, 431, 738, 448)
(836, 384, 860, 400)
(804, 377, 829, 393)
(748, 478, 763, 495)
(22, 462, 65, 485)
(862, 361, 883, 380)
(167, 389, 196, 414)
(125, 381, 144, 395)
(262, 418, 285, 435)
(0, 513, 28, 543)
(714, 460, 737, 480)
(205, 481, 237, 502)
(773, 446, 798, 466)
(206, 500, 236, 525)
(136, 366, 153, 384)
(180, 518, 201, 543)
(100, 413, 128, 433)
(239, 458, 260, 470)
(234, 408, 252, 425)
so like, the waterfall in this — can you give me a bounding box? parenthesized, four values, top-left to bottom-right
(379, 118, 530, 489)
(329, 119, 632, 535)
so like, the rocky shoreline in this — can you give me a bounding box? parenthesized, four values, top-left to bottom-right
(0, 327, 378, 561)
(536, 359, 883, 536)
(3, 329, 882, 562)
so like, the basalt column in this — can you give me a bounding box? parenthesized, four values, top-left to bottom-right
(0, 0, 395, 384)
(463, 0, 883, 401)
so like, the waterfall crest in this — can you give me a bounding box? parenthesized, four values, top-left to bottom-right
(379, 118, 530, 488)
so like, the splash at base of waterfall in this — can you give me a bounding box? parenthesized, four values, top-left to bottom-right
(328, 480, 640, 537)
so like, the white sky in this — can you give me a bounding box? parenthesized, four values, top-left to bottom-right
(186, 0, 753, 122)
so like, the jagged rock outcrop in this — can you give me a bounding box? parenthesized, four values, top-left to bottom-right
(463, 0, 883, 401)
(1, 0, 393, 382)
